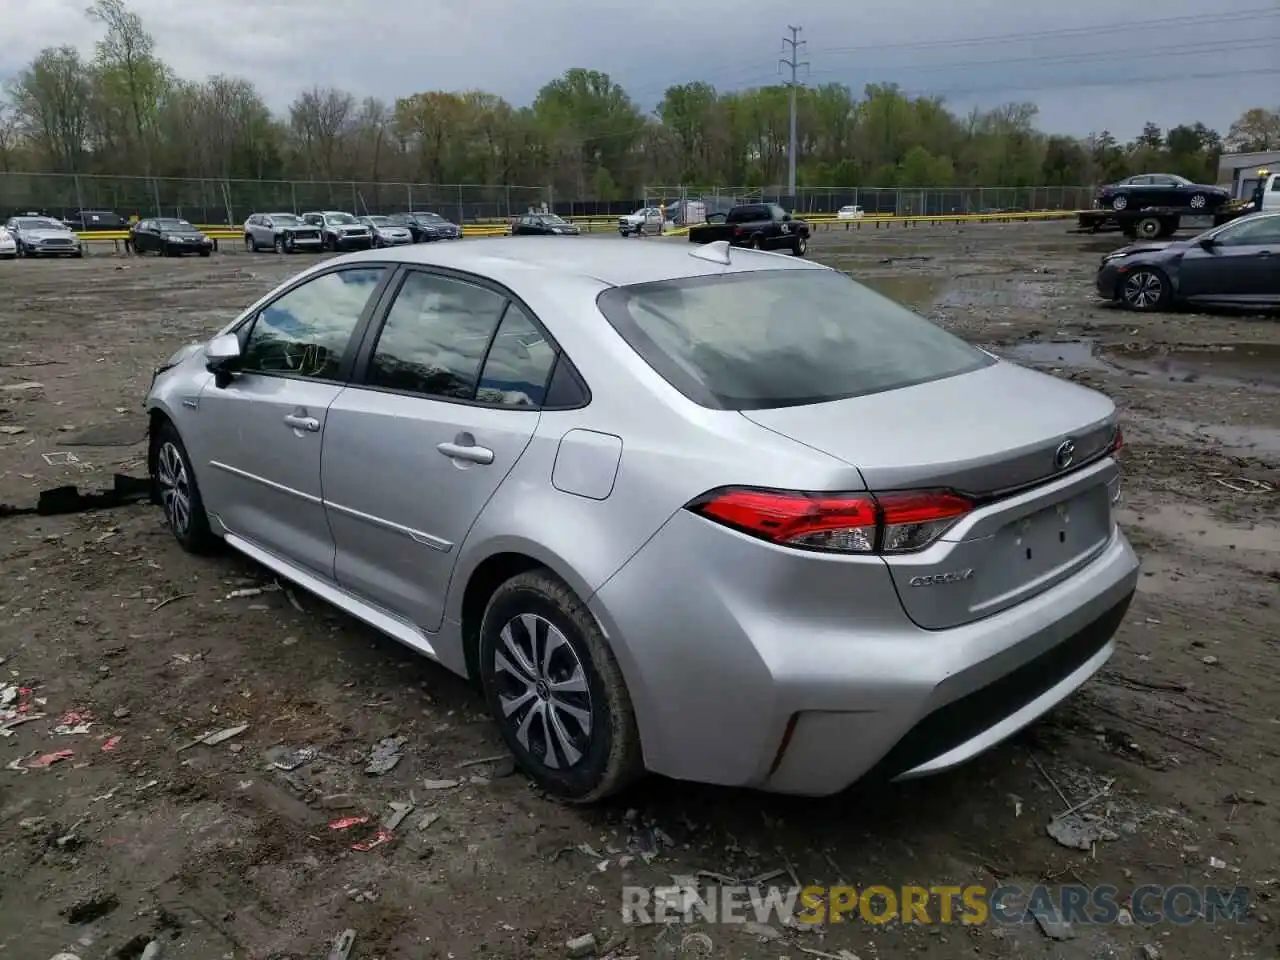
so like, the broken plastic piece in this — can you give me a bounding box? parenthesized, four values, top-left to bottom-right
(352, 828, 393, 851)
(31, 749, 74, 768)
(328, 815, 370, 831)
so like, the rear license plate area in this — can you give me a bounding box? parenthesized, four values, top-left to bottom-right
(997, 488, 1111, 573)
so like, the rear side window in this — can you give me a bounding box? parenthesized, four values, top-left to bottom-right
(596, 268, 992, 411)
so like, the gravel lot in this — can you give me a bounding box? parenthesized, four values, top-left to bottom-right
(1, 224, 1277, 960)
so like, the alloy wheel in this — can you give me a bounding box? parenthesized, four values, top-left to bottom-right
(1112, 195, 1128, 211)
(493, 613, 593, 770)
(1123, 271, 1162, 309)
(156, 441, 192, 535)
(1189, 194, 1206, 209)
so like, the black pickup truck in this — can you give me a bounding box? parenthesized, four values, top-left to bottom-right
(688, 202, 810, 256)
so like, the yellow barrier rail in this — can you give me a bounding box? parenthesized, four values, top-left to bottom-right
(70, 209, 1083, 246)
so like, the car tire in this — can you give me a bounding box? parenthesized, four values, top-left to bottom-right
(199, 249, 211, 257)
(73, 248, 84, 259)
(1135, 217, 1162, 239)
(1119, 267, 1171, 312)
(1111, 195, 1128, 211)
(1189, 194, 1207, 209)
(274, 235, 286, 254)
(244, 235, 256, 253)
(793, 236, 807, 256)
(0, 254, 14, 261)
(151, 420, 217, 553)
(478, 569, 643, 804)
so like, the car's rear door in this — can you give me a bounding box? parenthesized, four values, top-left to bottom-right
(194, 265, 391, 577)
(321, 267, 558, 631)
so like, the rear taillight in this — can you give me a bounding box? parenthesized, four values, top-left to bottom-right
(687, 487, 972, 555)
(732, 225, 744, 236)
(1110, 424, 1124, 455)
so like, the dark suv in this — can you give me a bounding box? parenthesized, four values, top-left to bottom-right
(62, 209, 130, 231)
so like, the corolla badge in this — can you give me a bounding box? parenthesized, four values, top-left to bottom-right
(1054, 439, 1076, 470)
(909, 569, 974, 587)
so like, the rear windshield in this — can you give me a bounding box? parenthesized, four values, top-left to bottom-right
(595, 268, 992, 410)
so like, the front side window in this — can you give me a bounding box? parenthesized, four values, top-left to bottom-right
(1216, 215, 1280, 246)
(367, 272, 509, 399)
(240, 268, 385, 379)
(596, 268, 992, 411)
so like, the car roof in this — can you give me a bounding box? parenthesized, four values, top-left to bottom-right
(333, 236, 827, 287)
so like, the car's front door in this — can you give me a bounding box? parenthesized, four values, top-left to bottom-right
(1179, 217, 1280, 301)
(321, 268, 558, 631)
(194, 265, 390, 576)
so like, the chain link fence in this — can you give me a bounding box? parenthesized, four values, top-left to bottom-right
(0, 172, 1096, 224)
(0, 173, 549, 225)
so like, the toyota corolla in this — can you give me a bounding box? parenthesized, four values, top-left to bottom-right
(144, 238, 1138, 802)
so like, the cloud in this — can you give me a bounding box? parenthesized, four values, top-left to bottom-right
(0, 0, 1272, 138)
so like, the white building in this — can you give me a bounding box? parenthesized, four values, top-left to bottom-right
(1217, 150, 1280, 199)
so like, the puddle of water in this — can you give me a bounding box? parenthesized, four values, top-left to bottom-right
(997, 338, 1280, 391)
(1120, 503, 1279, 553)
(997, 339, 1110, 370)
(1106, 343, 1280, 390)
(857, 275, 947, 308)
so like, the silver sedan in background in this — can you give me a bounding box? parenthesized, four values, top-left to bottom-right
(358, 215, 414, 247)
(4, 216, 84, 258)
(144, 238, 1138, 803)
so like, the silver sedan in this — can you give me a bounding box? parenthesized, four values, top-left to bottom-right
(4, 216, 84, 258)
(144, 238, 1138, 802)
(358, 215, 414, 247)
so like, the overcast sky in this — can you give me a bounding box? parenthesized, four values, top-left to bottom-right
(0, 0, 1273, 140)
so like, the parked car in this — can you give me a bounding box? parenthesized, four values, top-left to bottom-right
(1094, 174, 1232, 213)
(510, 213, 580, 236)
(3, 216, 84, 258)
(392, 212, 462, 242)
(688, 203, 810, 256)
(0, 225, 15, 260)
(131, 218, 213, 257)
(837, 205, 865, 220)
(357, 216, 414, 247)
(618, 207, 666, 237)
(1096, 210, 1280, 311)
(144, 237, 1136, 803)
(300, 211, 373, 251)
(62, 209, 129, 232)
(244, 213, 324, 253)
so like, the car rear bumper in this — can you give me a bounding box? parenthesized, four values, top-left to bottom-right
(590, 510, 1139, 796)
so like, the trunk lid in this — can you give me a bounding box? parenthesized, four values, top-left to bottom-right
(742, 361, 1120, 629)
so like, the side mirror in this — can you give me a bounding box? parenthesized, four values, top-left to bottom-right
(206, 333, 242, 387)
(1198, 236, 1216, 250)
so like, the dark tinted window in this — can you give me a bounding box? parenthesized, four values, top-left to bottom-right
(596, 268, 991, 411)
(241, 268, 384, 379)
(728, 206, 764, 223)
(1270, 179, 1280, 192)
(476, 304, 557, 407)
(367, 271, 508, 399)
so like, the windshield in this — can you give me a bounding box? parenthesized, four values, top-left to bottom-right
(366, 216, 390, 225)
(326, 213, 357, 224)
(542, 214, 566, 223)
(157, 219, 192, 228)
(16, 218, 64, 230)
(270, 214, 301, 225)
(595, 268, 992, 410)
(419, 213, 446, 222)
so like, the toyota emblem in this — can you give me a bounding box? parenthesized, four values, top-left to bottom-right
(1054, 439, 1076, 470)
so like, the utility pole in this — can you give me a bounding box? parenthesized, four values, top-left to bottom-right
(779, 25, 809, 200)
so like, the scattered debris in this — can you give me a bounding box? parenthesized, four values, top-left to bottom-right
(1213, 476, 1273, 494)
(41, 451, 81, 466)
(101, 736, 122, 752)
(328, 816, 370, 831)
(458, 753, 511, 768)
(266, 745, 317, 771)
(565, 933, 598, 958)
(1202, 655, 1220, 666)
(1140, 945, 1161, 960)
(152, 593, 192, 612)
(325, 930, 356, 960)
(1031, 905, 1075, 940)
(0, 425, 25, 435)
(417, 812, 441, 831)
(422, 778, 460, 790)
(742, 920, 783, 941)
(1047, 816, 1097, 852)
(364, 735, 407, 775)
(139, 941, 163, 960)
(382, 801, 414, 832)
(352, 828, 393, 852)
(179, 723, 249, 750)
(30, 749, 74, 768)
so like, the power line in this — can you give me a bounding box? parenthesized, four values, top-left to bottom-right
(778, 25, 809, 196)
(621, 7, 1279, 101)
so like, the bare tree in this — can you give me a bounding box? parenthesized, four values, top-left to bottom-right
(8, 47, 94, 173)
(289, 87, 356, 180)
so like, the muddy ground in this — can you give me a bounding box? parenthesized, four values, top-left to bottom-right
(0, 224, 1277, 960)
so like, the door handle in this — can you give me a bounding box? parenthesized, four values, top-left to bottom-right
(1258, 250, 1272, 257)
(437, 441, 494, 465)
(283, 413, 320, 432)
